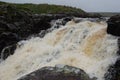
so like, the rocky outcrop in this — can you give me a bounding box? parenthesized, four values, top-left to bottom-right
(107, 15, 120, 36)
(0, 5, 33, 59)
(0, 4, 75, 59)
(0, 32, 18, 59)
(18, 65, 96, 80)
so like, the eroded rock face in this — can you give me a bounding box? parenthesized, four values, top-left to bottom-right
(0, 32, 18, 59)
(107, 15, 120, 36)
(0, 5, 34, 59)
(18, 65, 95, 80)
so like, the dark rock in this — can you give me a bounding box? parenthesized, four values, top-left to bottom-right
(0, 5, 34, 59)
(62, 17, 73, 25)
(0, 21, 9, 31)
(117, 38, 120, 55)
(33, 18, 51, 33)
(18, 65, 95, 80)
(0, 5, 55, 59)
(0, 44, 16, 59)
(0, 32, 19, 59)
(107, 15, 120, 36)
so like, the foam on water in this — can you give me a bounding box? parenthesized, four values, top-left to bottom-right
(0, 20, 119, 80)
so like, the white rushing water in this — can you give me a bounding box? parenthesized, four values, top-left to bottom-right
(0, 20, 119, 80)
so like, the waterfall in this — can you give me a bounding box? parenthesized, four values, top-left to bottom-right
(0, 19, 119, 80)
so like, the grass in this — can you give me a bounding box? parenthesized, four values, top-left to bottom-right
(0, 1, 85, 14)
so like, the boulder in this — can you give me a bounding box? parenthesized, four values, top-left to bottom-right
(0, 32, 19, 59)
(107, 15, 120, 36)
(18, 65, 95, 80)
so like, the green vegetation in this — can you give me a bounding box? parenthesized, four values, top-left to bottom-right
(0, 1, 85, 14)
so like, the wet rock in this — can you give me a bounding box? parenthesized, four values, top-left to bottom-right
(117, 38, 120, 55)
(107, 15, 120, 36)
(0, 5, 33, 59)
(0, 44, 16, 59)
(0, 32, 19, 59)
(62, 17, 73, 25)
(33, 18, 51, 33)
(18, 65, 95, 80)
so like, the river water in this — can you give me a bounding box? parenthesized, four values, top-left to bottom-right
(0, 19, 119, 80)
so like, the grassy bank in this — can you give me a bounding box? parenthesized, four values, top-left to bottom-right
(0, 1, 85, 14)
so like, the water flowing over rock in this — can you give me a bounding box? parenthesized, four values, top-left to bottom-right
(0, 3, 120, 80)
(0, 5, 73, 59)
(18, 65, 94, 80)
(0, 20, 119, 80)
(105, 15, 120, 80)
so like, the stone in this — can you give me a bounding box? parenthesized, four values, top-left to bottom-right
(0, 32, 19, 59)
(107, 15, 120, 36)
(18, 65, 95, 80)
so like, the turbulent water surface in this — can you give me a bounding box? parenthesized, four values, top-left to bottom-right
(0, 19, 119, 80)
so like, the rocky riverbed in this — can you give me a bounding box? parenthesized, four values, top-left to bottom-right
(0, 4, 120, 80)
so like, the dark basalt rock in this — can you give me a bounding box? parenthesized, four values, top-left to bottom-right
(18, 65, 96, 80)
(0, 44, 16, 60)
(118, 38, 120, 55)
(0, 5, 34, 59)
(0, 32, 19, 59)
(62, 17, 73, 25)
(33, 16, 51, 33)
(107, 15, 120, 36)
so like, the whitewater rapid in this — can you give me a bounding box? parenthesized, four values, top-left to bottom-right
(0, 20, 119, 80)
